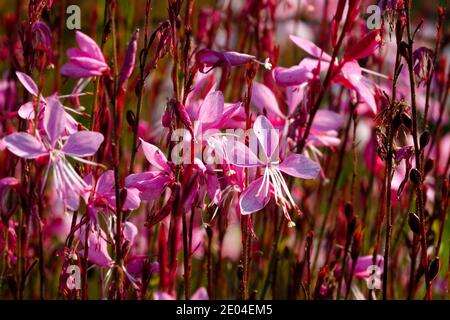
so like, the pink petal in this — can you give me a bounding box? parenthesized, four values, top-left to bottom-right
(15, 71, 39, 96)
(222, 51, 255, 66)
(206, 172, 221, 204)
(3, 132, 47, 159)
(61, 131, 104, 157)
(18, 101, 36, 120)
(198, 90, 224, 129)
(312, 110, 344, 131)
(123, 221, 138, 243)
(139, 139, 171, 172)
(286, 85, 305, 116)
(353, 255, 384, 279)
(195, 48, 222, 66)
(289, 35, 332, 61)
(253, 115, 279, 160)
(69, 56, 109, 72)
(96, 170, 115, 194)
(61, 62, 103, 78)
(122, 187, 141, 211)
(125, 172, 170, 201)
(273, 65, 313, 87)
(119, 29, 139, 88)
(43, 96, 66, 146)
(251, 82, 285, 119)
(153, 291, 175, 300)
(190, 287, 209, 300)
(278, 154, 320, 179)
(229, 141, 264, 167)
(81, 227, 113, 268)
(75, 31, 105, 63)
(239, 176, 271, 215)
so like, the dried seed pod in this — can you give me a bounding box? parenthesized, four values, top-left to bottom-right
(428, 257, 440, 281)
(409, 168, 422, 185)
(408, 212, 420, 235)
(419, 130, 430, 149)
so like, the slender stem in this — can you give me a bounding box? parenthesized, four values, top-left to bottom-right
(82, 218, 89, 300)
(109, 1, 124, 299)
(261, 215, 284, 299)
(383, 47, 401, 300)
(182, 211, 190, 299)
(405, 0, 432, 299)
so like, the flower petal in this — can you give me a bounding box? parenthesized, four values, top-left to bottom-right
(251, 82, 285, 119)
(278, 154, 320, 179)
(289, 35, 332, 61)
(61, 61, 103, 78)
(61, 131, 104, 157)
(16, 71, 39, 97)
(228, 140, 264, 167)
(139, 139, 171, 172)
(190, 287, 209, 300)
(18, 101, 36, 120)
(3, 132, 47, 159)
(123, 221, 138, 243)
(312, 110, 344, 132)
(96, 170, 115, 194)
(253, 115, 279, 160)
(198, 90, 224, 129)
(125, 171, 170, 201)
(43, 96, 66, 146)
(75, 31, 105, 63)
(273, 65, 313, 87)
(239, 176, 271, 215)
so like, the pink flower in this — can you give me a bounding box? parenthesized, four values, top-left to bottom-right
(83, 170, 141, 223)
(229, 115, 320, 225)
(125, 139, 175, 201)
(251, 81, 342, 177)
(79, 225, 114, 268)
(273, 35, 380, 113)
(61, 31, 110, 78)
(196, 48, 271, 76)
(351, 255, 384, 280)
(3, 100, 104, 210)
(119, 29, 139, 89)
(15, 72, 80, 134)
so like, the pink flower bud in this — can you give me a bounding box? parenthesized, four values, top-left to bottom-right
(119, 29, 139, 89)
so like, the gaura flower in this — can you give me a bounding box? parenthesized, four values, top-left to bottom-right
(251, 81, 343, 177)
(273, 33, 382, 113)
(83, 170, 141, 224)
(125, 139, 175, 201)
(61, 31, 110, 78)
(229, 115, 320, 225)
(3, 99, 104, 211)
(195, 48, 272, 77)
(14, 71, 81, 134)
